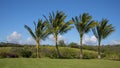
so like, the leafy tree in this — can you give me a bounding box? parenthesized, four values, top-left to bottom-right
(44, 11, 73, 58)
(58, 40, 66, 47)
(72, 13, 97, 59)
(92, 19, 115, 59)
(24, 19, 49, 58)
(68, 42, 79, 48)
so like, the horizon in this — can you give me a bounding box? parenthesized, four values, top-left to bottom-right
(0, 0, 120, 45)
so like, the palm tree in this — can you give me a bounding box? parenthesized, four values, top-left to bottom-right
(72, 13, 97, 59)
(92, 19, 115, 59)
(24, 19, 49, 58)
(44, 11, 73, 58)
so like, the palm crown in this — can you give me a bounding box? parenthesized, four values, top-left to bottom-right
(92, 19, 115, 42)
(25, 19, 49, 41)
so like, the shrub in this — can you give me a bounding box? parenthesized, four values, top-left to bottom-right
(105, 54, 120, 61)
(83, 51, 97, 59)
(0, 52, 18, 58)
(68, 42, 79, 48)
(20, 50, 32, 58)
(60, 47, 79, 59)
(41, 47, 57, 58)
(20, 46, 32, 58)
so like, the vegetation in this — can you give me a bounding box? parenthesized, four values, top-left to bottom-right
(92, 19, 115, 59)
(0, 58, 120, 68)
(58, 40, 66, 47)
(0, 46, 98, 59)
(72, 13, 97, 59)
(44, 11, 73, 58)
(24, 19, 49, 58)
(0, 43, 120, 60)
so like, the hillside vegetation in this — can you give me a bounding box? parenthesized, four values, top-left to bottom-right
(0, 42, 120, 60)
(0, 46, 98, 59)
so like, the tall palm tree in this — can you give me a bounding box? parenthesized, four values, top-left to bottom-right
(92, 19, 115, 59)
(72, 13, 97, 59)
(24, 19, 49, 58)
(44, 11, 73, 58)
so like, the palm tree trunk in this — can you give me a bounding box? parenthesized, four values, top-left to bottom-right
(98, 40, 101, 59)
(55, 34, 61, 58)
(80, 36, 83, 59)
(36, 40, 40, 58)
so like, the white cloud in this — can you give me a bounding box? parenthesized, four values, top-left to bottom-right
(48, 34, 67, 44)
(48, 34, 54, 41)
(82, 35, 97, 45)
(25, 37, 36, 45)
(109, 40, 120, 45)
(7, 31, 22, 44)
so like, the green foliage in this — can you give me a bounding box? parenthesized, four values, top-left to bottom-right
(0, 45, 120, 60)
(83, 50, 97, 59)
(58, 40, 66, 47)
(41, 46, 57, 58)
(68, 42, 79, 48)
(105, 54, 120, 61)
(40, 46, 97, 59)
(0, 47, 19, 58)
(20, 47, 32, 58)
(60, 47, 79, 59)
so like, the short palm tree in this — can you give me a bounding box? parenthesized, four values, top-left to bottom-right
(72, 13, 97, 59)
(44, 11, 73, 58)
(24, 19, 49, 58)
(92, 19, 115, 59)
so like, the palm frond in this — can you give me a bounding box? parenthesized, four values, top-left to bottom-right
(102, 24, 115, 39)
(59, 21, 74, 34)
(85, 20, 98, 33)
(24, 25, 36, 40)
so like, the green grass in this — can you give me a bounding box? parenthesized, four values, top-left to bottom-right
(0, 58, 120, 68)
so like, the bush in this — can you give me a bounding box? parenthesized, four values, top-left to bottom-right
(41, 47, 57, 58)
(68, 42, 79, 48)
(83, 51, 97, 59)
(105, 54, 120, 61)
(60, 47, 79, 59)
(0, 52, 18, 58)
(20, 47, 32, 58)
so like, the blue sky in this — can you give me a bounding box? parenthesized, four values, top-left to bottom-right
(0, 0, 120, 45)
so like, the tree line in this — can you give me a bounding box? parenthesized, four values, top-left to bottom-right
(24, 10, 115, 59)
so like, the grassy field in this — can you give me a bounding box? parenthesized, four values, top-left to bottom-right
(0, 58, 120, 68)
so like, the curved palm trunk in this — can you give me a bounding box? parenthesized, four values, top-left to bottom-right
(55, 35, 61, 58)
(98, 40, 101, 59)
(80, 36, 83, 59)
(36, 40, 40, 58)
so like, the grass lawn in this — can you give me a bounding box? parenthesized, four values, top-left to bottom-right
(0, 58, 120, 68)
